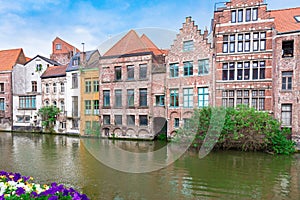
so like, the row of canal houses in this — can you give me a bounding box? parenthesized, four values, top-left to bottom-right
(1, 0, 300, 142)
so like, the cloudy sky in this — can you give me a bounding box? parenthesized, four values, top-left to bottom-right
(1, 0, 299, 58)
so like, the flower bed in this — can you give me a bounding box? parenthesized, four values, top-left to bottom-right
(0, 171, 89, 200)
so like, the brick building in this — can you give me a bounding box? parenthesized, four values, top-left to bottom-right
(213, 0, 274, 112)
(0, 48, 27, 130)
(50, 37, 80, 65)
(99, 30, 166, 139)
(166, 17, 213, 136)
(271, 8, 300, 140)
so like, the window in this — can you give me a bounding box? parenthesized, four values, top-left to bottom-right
(127, 115, 135, 126)
(127, 89, 134, 107)
(115, 66, 122, 81)
(36, 64, 42, 71)
(93, 100, 99, 115)
(60, 82, 65, 93)
(238, 9, 243, 22)
(139, 115, 148, 126)
(45, 100, 49, 106)
(282, 104, 292, 126)
(56, 43, 62, 50)
(252, 8, 258, 21)
(139, 64, 147, 79)
(0, 98, 4, 111)
(85, 80, 91, 93)
(253, 33, 259, 51)
(237, 62, 250, 80)
(295, 16, 300, 23)
(198, 87, 209, 108)
(170, 63, 179, 78)
(252, 90, 265, 111)
(198, 59, 209, 75)
(17, 115, 30, 123)
(223, 90, 264, 110)
(31, 81, 37, 92)
(93, 80, 99, 92)
(60, 101, 65, 112)
(237, 34, 243, 52)
(60, 122, 66, 129)
(236, 90, 250, 107)
(183, 88, 193, 108)
(72, 119, 79, 129)
(282, 71, 293, 90)
(53, 83, 57, 93)
(282, 40, 294, 58)
(170, 89, 179, 107)
(183, 40, 194, 52)
(72, 73, 78, 88)
(229, 62, 235, 80)
(72, 96, 78, 117)
(85, 100, 91, 115)
(45, 84, 49, 93)
(92, 121, 99, 130)
(85, 121, 91, 135)
(114, 115, 122, 125)
(0, 83, 4, 93)
(183, 61, 193, 76)
(231, 10, 236, 23)
(260, 32, 266, 51)
(53, 101, 57, 107)
(73, 58, 79, 66)
(252, 61, 265, 80)
(155, 95, 165, 106)
(115, 89, 122, 107)
(127, 65, 134, 80)
(246, 9, 251, 22)
(245, 33, 251, 52)
(103, 115, 111, 125)
(174, 118, 179, 128)
(19, 96, 36, 109)
(230, 35, 235, 53)
(223, 35, 229, 53)
(139, 89, 147, 107)
(103, 90, 110, 107)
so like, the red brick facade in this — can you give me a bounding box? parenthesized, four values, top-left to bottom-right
(213, 0, 273, 112)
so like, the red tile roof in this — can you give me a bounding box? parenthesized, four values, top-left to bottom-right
(41, 65, 67, 79)
(270, 7, 300, 33)
(104, 30, 166, 57)
(0, 48, 26, 71)
(52, 37, 80, 55)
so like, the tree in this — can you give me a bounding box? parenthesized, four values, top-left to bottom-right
(38, 106, 60, 133)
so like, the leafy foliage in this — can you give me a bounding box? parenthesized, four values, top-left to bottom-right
(175, 106, 296, 155)
(38, 106, 60, 133)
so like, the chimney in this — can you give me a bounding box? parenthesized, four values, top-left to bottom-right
(204, 26, 208, 38)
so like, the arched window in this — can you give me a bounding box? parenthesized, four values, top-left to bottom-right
(45, 100, 49, 106)
(53, 101, 57, 107)
(53, 83, 57, 93)
(45, 84, 49, 94)
(60, 101, 65, 112)
(60, 82, 65, 93)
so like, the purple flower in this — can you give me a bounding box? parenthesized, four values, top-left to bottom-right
(15, 187, 26, 196)
(13, 173, 21, 182)
(48, 195, 59, 200)
(0, 195, 4, 200)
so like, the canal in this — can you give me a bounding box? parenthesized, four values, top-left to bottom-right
(0, 132, 299, 200)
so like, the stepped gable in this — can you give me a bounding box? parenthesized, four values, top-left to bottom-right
(0, 48, 26, 71)
(104, 30, 164, 57)
(270, 7, 300, 33)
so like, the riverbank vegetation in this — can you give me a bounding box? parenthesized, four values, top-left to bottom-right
(38, 106, 60, 133)
(175, 106, 296, 155)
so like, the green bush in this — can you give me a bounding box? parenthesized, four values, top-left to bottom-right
(175, 106, 296, 155)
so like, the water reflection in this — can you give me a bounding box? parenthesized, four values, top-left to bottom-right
(0, 132, 299, 200)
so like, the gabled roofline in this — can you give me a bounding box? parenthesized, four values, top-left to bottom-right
(25, 55, 61, 66)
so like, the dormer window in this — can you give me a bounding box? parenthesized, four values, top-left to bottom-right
(56, 43, 62, 50)
(295, 16, 300, 23)
(73, 58, 79, 66)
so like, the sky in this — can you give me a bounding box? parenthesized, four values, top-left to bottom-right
(1, 0, 300, 58)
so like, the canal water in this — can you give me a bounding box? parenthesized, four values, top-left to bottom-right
(0, 132, 299, 200)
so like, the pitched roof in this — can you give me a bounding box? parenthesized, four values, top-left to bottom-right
(0, 48, 26, 71)
(52, 37, 80, 54)
(25, 55, 61, 66)
(270, 7, 300, 33)
(103, 30, 165, 57)
(41, 65, 67, 79)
